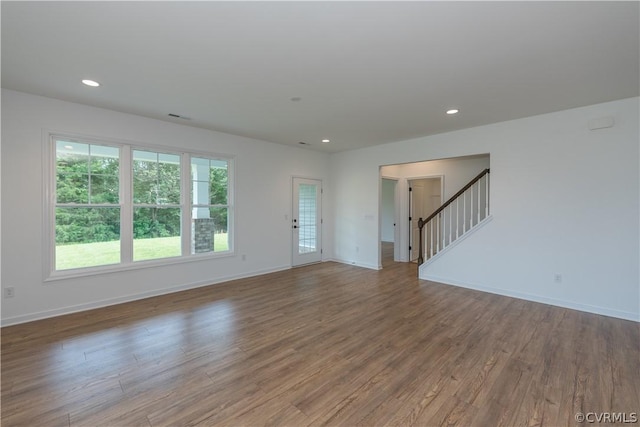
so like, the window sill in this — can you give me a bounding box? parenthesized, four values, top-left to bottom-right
(44, 250, 236, 282)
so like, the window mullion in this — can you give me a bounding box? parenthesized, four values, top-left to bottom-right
(181, 152, 191, 257)
(227, 158, 234, 253)
(87, 145, 92, 204)
(46, 135, 56, 278)
(120, 145, 133, 263)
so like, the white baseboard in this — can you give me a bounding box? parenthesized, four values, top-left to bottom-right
(1, 265, 291, 327)
(421, 274, 639, 322)
(326, 258, 381, 270)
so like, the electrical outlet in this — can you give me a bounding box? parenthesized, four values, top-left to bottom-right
(554, 273, 562, 283)
(241, 254, 247, 261)
(4, 287, 15, 298)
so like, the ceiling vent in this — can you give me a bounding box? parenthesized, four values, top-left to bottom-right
(168, 113, 191, 120)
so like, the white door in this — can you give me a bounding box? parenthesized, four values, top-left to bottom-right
(409, 181, 426, 261)
(409, 178, 442, 262)
(292, 178, 322, 266)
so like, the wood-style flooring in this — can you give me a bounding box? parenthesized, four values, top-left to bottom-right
(2, 248, 639, 426)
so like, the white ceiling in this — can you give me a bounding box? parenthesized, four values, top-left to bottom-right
(2, 1, 638, 153)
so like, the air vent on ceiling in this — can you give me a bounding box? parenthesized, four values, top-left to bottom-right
(168, 113, 191, 120)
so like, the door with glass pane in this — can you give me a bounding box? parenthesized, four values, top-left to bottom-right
(292, 178, 322, 266)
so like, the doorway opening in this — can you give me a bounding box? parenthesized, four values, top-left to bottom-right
(379, 154, 490, 267)
(381, 178, 399, 267)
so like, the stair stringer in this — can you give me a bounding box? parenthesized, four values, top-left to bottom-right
(418, 215, 493, 279)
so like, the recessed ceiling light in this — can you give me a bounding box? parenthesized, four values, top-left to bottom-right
(321, 139, 330, 143)
(446, 109, 459, 115)
(82, 79, 100, 87)
(291, 97, 302, 102)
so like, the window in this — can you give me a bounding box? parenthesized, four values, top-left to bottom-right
(50, 135, 233, 276)
(297, 183, 317, 254)
(55, 140, 121, 270)
(191, 157, 230, 254)
(132, 150, 182, 261)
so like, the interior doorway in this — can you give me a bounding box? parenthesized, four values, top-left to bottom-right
(379, 154, 490, 266)
(408, 177, 442, 262)
(381, 178, 399, 266)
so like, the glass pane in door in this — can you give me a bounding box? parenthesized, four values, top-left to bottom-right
(298, 183, 317, 254)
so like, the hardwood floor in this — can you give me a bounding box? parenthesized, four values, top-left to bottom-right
(2, 259, 639, 426)
(381, 241, 394, 268)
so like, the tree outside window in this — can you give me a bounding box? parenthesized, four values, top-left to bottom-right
(52, 135, 233, 274)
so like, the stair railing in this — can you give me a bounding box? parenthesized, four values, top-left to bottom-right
(417, 168, 490, 264)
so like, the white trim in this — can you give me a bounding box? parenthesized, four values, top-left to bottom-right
(327, 257, 381, 271)
(181, 152, 192, 257)
(121, 144, 133, 263)
(379, 176, 401, 264)
(44, 249, 236, 282)
(3, 265, 291, 327)
(406, 173, 446, 187)
(188, 154, 234, 255)
(43, 128, 236, 162)
(226, 156, 236, 254)
(41, 129, 55, 282)
(43, 129, 236, 281)
(420, 274, 639, 322)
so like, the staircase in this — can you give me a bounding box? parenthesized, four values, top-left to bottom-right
(417, 168, 490, 265)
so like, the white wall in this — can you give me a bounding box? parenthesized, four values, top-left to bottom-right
(380, 155, 490, 262)
(3, 90, 638, 324)
(332, 97, 639, 321)
(1, 89, 332, 325)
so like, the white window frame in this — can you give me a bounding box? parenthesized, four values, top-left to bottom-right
(43, 131, 235, 281)
(190, 156, 233, 256)
(131, 148, 183, 262)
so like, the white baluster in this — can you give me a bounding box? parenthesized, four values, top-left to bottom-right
(429, 220, 433, 258)
(456, 198, 459, 239)
(469, 187, 476, 230)
(485, 173, 490, 218)
(437, 215, 440, 252)
(477, 182, 481, 224)
(463, 189, 467, 233)
(441, 212, 445, 250)
(448, 203, 452, 245)
(442, 207, 446, 247)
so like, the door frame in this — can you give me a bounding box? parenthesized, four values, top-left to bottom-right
(291, 176, 323, 267)
(380, 176, 401, 266)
